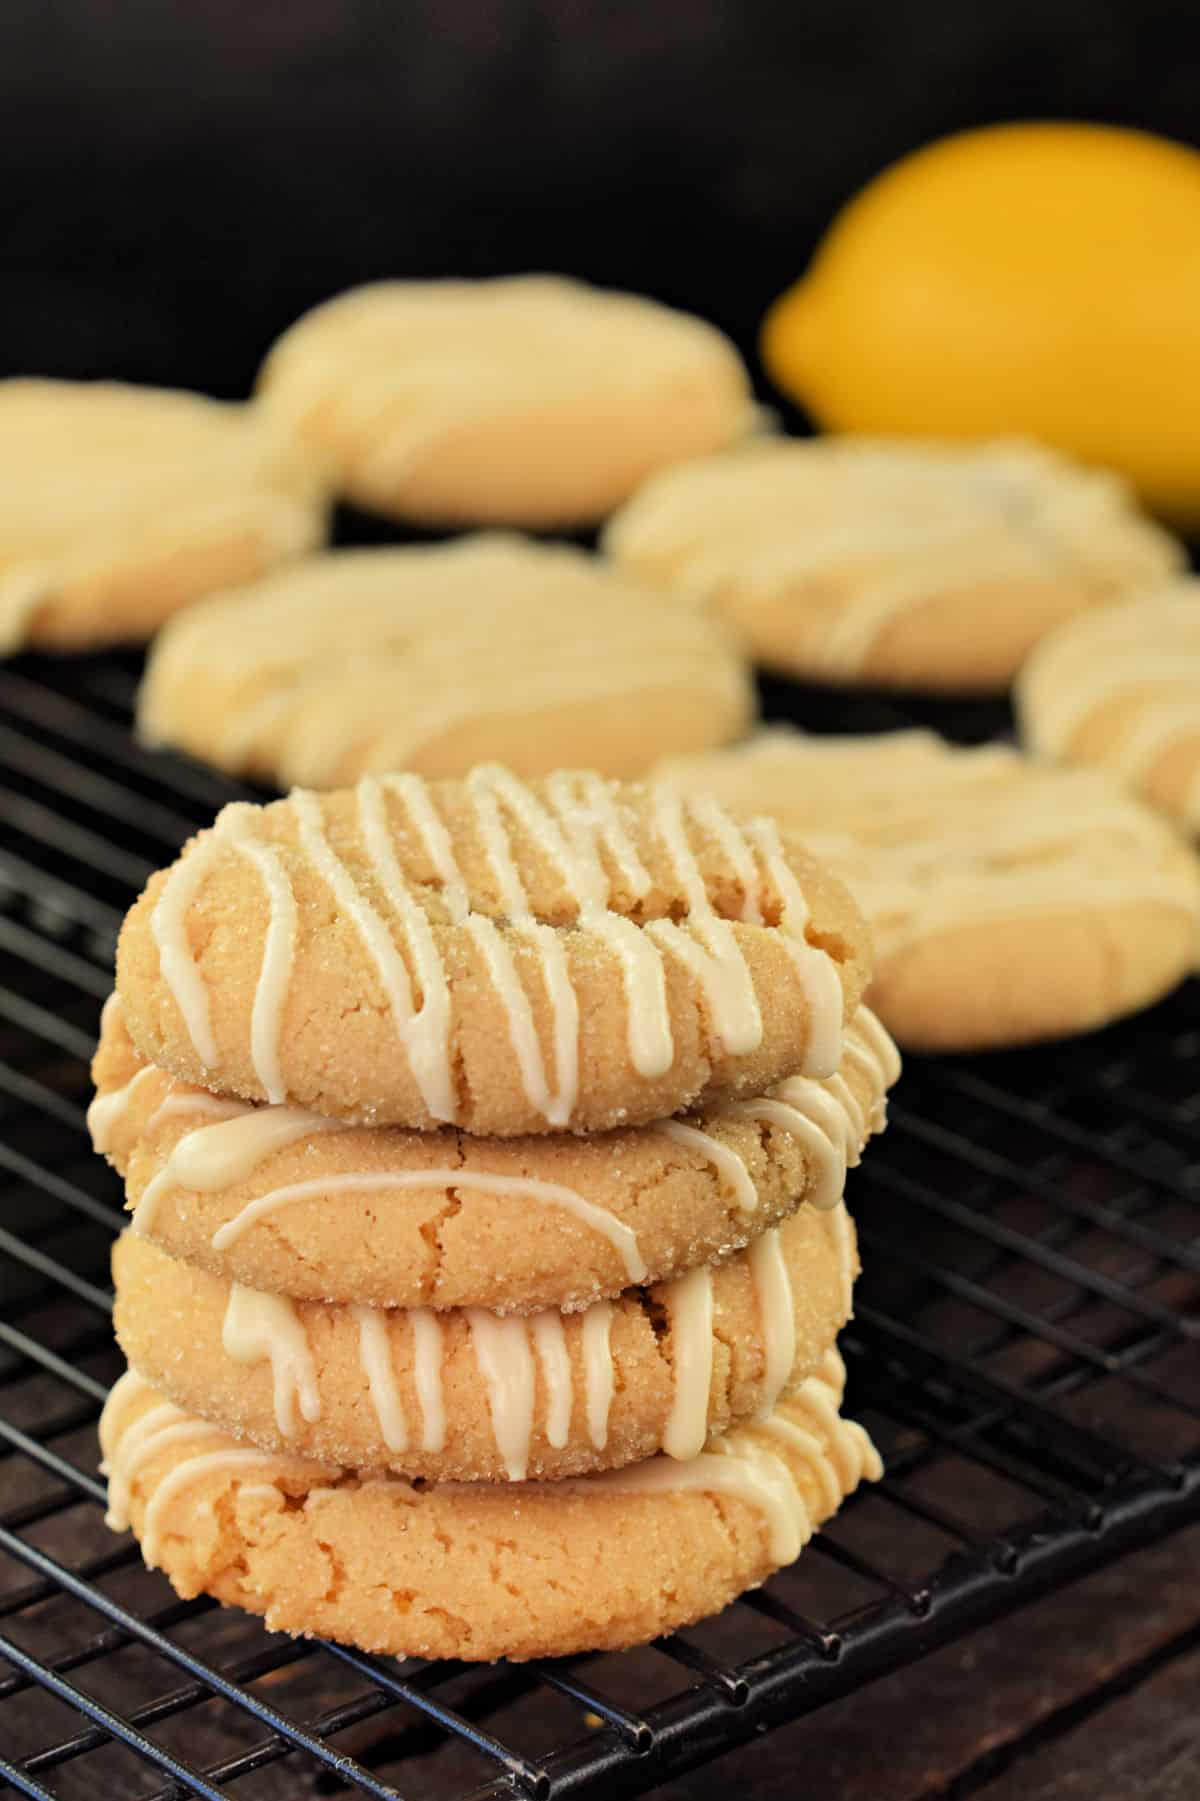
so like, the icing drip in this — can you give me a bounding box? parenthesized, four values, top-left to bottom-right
(662, 1265, 715, 1460)
(646, 786, 762, 1055)
(410, 1307, 446, 1452)
(150, 820, 232, 1068)
(467, 1310, 536, 1481)
(580, 1300, 615, 1450)
(221, 1284, 321, 1438)
(531, 1313, 573, 1447)
(227, 824, 297, 1105)
(132, 1105, 339, 1236)
(87, 1064, 158, 1154)
(354, 1306, 408, 1452)
(208, 1167, 646, 1282)
(660, 1119, 760, 1214)
(748, 1228, 796, 1416)
(146, 1091, 249, 1129)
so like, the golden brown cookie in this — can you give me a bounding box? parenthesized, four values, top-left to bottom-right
(100, 1357, 880, 1660)
(112, 1199, 858, 1482)
(0, 379, 327, 652)
(115, 768, 869, 1134)
(1017, 582, 1200, 838)
(90, 994, 895, 1312)
(655, 729, 1200, 1052)
(604, 437, 1181, 692)
(136, 537, 755, 789)
(256, 276, 757, 528)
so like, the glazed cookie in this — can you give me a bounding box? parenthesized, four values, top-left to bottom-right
(112, 1199, 858, 1482)
(604, 437, 1181, 692)
(655, 730, 1200, 1053)
(92, 996, 896, 1312)
(255, 276, 757, 528)
(100, 1357, 880, 1660)
(115, 767, 869, 1135)
(0, 379, 327, 653)
(136, 537, 754, 788)
(1017, 583, 1200, 837)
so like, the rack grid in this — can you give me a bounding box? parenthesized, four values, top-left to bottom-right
(0, 647, 1197, 1800)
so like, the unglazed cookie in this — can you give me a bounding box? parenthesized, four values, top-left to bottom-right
(136, 537, 754, 789)
(91, 995, 897, 1312)
(100, 1357, 879, 1660)
(0, 379, 327, 652)
(604, 437, 1181, 692)
(255, 276, 757, 528)
(1017, 583, 1200, 837)
(115, 767, 869, 1135)
(112, 1200, 858, 1482)
(655, 730, 1200, 1052)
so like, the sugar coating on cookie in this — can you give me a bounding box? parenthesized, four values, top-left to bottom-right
(112, 1198, 859, 1482)
(92, 993, 897, 1311)
(0, 379, 327, 652)
(115, 767, 869, 1134)
(656, 729, 1200, 1052)
(256, 276, 758, 528)
(604, 437, 1181, 692)
(99, 1358, 880, 1660)
(1017, 582, 1200, 838)
(137, 536, 755, 788)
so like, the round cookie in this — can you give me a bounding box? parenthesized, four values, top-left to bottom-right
(136, 537, 755, 789)
(90, 995, 897, 1312)
(255, 276, 757, 529)
(111, 1200, 858, 1482)
(604, 437, 1181, 692)
(100, 1357, 880, 1660)
(115, 767, 869, 1135)
(0, 379, 327, 653)
(655, 730, 1200, 1053)
(1017, 582, 1200, 837)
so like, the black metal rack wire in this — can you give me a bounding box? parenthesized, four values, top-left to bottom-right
(0, 648, 1197, 1801)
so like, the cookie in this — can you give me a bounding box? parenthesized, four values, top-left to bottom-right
(1017, 583, 1200, 837)
(99, 1356, 880, 1660)
(255, 276, 757, 529)
(0, 379, 327, 653)
(655, 730, 1200, 1052)
(112, 1196, 858, 1482)
(604, 437, 1181, 692)
(136, 536, 755, 789)
(115, 768, 869, 1134)
(91, 994, 896, 1312)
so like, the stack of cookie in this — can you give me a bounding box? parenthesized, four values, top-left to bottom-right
(91, 766, 895, 1660)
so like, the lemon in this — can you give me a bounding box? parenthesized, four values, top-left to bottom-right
(761, 122, 1200, 524)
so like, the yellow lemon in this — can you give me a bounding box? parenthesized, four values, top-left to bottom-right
(761, 122, 1200, 524)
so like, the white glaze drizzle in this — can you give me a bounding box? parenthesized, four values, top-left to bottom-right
(580, 1300, 615, 1450)
(221, 1283, 321, 1438)
(531, 1312, 573, 1448)
(132, 1105, 339, 1236)
(659, 1119, 760, 1214)
(661, 1264, 715, 1461)
(748, 1227, 796, 1417)
(466, 1310, 537, 1481)
(87, 1064, 158, 1154)
(410, 1307, 446, 1452)
(207, 1167, 646, 1281)
(353, 1305, 408, 1452)
(228, 828, 297, 1104)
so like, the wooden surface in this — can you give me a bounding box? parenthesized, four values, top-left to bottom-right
(661, 1523, 1200, 1800)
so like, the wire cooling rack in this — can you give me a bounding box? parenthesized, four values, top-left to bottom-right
(0, 649, 1197, 1801)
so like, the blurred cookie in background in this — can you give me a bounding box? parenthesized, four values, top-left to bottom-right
(605, 437, 1181, 693)
(138, 534, 755, 788)
(654, 728, 1200, 1052)
(1017, 582, 1200, 840)
(0, 379, 328, 653)
(255, 276, 758, 529)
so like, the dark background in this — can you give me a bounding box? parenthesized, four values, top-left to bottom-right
(1, 0, 1198, 400)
